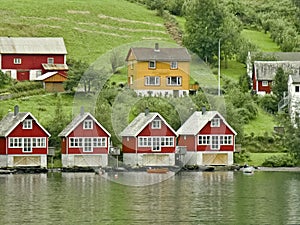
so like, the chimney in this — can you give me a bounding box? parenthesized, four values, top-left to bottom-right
(80, 106, 84, 115)
(154, 43, 160, 52)
(201, 106, 206, 115)
(14, 105, 19, 116)
(145, 107, 149, 116)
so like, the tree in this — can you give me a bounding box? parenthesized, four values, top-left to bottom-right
(272, 67, 288, 100)
(0, 70, 12, 88)
(64, 59, 89, 91)
(109, 49, 124, 74)
(183, 0, 242, 65)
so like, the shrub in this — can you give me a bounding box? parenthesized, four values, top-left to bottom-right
(234, 149, 251, 164)
(262, 154, 298, 167)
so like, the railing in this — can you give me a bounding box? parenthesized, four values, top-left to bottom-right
(278, 94, 289, 111)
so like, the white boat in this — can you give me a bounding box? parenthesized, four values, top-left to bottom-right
(241, 166, 255, 174)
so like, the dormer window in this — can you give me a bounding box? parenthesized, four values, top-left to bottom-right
(149, 60, 156, 69)
(23, 119, 32, 129)
(47, 57, 54, 64)
(211, 118, 220, 127)
(152, 120, 161, 129)
(83, 120, 93, 129)
(170, 61, 178, 69)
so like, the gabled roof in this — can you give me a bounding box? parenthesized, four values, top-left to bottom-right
(0, 37, 67, 54)
(250, 52, 300, 61)
(126, 45, 191, 62)
(290, 74, 300, 83)
(58, 112, 111, 137)
(42, 64, 69, 70)
(254, 61, 300, 80)
(35, 71, 67, 81)
(176, 111, 237, 136)
(120, 112, 177, 137)
(0, 112, 50, 137)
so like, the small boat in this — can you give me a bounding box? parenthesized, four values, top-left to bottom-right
(147, 168, 169, 174)
(241, 166, 255, 174)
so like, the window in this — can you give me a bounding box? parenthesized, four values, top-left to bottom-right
(262, 81, 268, 87)
(130, 61, 134, 70)
(23, 138, 32, 152)
(130, 75, 133, 85)
(47, 57, 54, 64)
(83, 120, 93, 129)
(295, 86, 300, 93)
(145, 76, 160, 86)
(167, 76, 182, 86)
(36, 70, 42, 77)
(151, 120, 161, 129)
(84, 138, 92, 152)
(220, 136, 233, 145)
(211, 136, 220, 150)
(211, 118, 220, 127)
(198, 135, 210, 145)
(23, 119, 32, 129)
(9, 138, 22, 148)
(170, 61, 178, 69)
(148, 60, 156, 69)
(152, 137, 160, 151)
(14, 58, 22, 64)
(32, 138, 46, 147)
(161, 137, 174, 146)
(69, 138, 83, 147)
(93, 138, 106, 147)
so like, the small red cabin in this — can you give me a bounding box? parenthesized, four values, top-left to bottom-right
(177, 110, 236, 166)
(0, 37, 68, 81)
(120, 111, 177, 166)
(0, 106, 50, 168)
(58, 111, 111, 168)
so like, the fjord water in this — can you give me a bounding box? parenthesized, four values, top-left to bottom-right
(0, 171, 299, 225)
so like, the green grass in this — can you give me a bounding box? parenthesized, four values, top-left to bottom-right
(0, 0, 172, 63)
(249, 153, 287, 166)
(244, 107, 276, 136)
(241, 29, 280, 52)
(221, 60, 246, 82)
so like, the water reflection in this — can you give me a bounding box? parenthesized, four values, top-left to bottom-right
(0, 171, 299, 225)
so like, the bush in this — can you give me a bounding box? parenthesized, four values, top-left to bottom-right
(9, 81, 43, 93)
(234, 149, 251, 164)
(262, 154, 298, 167)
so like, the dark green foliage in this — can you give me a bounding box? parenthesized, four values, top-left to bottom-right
(0, 70, 12, 88)
(9, 81, 43, 93)
(258, 94, 278, 114)
(272, 67, 288, 100)
(262, 154, 298, 167)
(234, 149, 251, 164)
(64, 59, 89, 92)
(238, 73, 252, 93)
(165, 0, 184, 16)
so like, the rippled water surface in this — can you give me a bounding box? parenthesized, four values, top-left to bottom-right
(0, 171, 299, 225)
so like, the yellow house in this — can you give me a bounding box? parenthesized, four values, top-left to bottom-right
(125, 43, 191, 97)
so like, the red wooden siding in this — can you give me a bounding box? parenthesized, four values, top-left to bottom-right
(257, 81, 271, 93)
(17, 70, 30, 81)
(122, 137, 137, 153)
(0, 138, 6, 154)
(177, 135, 195, 151)
(64, 119, 109, 154)
(1, 54, 65, 70)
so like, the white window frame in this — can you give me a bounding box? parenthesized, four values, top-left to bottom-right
(262, 81, 269, 87)
(211, 136, 220, 150)
(69, 137, 83, 147)
(32, 138, 46, 148)
(47, 57, 54, 64)
(152, 137, 161, 151)
(151, 120, 161, 129)
(170, 61, 178, 69)
(23, 119, 32, 129)
(145, 76, 160, 86)
(167, 76, 182, 86)
(84, 138, 92, 152)
(9, 138, 23, 148)
(211, 118, 220, 127)
(93, 137, 107, 147)
(83, 120, 93, 130)
(23, 138, 32, 153)
(220, 135, 233, 145)
(138, 136, 174, 148)
(14, 58, 22, 64)
(198, 135, 210, 145)
(148, 60, 156, 69)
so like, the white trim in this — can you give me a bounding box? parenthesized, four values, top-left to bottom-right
(83, 119, 93, 130)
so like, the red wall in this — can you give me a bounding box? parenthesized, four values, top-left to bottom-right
(122, 121, 176, 154)
(0, 138, 6, 154)
(7, 116, 49, 155)
(1, 54, 65, 70)
(257, 81, 271, 93)
(64, 119, 109, 154)
(177, 135, 195, 151)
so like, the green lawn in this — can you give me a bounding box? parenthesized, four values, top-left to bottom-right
(241, 29, 280, 52)
(249, 153, 287, 166)
(244, 107, 276, 136)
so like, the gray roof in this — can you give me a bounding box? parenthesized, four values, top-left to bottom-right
(290, 74, 300, 83)
(120, 112, 177, 137)
(58, 112, 111, 137)
(0, 37, 67, 54)
(0, 112, 50, 137)
(126, 46, 191, 62)
(176, 111, 236, 136)
(250, 52, 300, 61)
(254, 61, 300, 80)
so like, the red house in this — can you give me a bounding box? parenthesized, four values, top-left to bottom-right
(58, 111, 111, 168)
(0, 106, 50, 168)
(177, 110, 236, 166)
(120, 111, 177, 166)
(0, 37, 68, 81)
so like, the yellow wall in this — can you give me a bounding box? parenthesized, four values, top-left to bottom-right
(127, 60, 190, 90)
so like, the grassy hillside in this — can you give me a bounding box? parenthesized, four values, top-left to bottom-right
(0, 0, 172, 63)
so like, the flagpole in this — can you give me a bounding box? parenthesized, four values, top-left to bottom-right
(218, 39, 221, 96)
